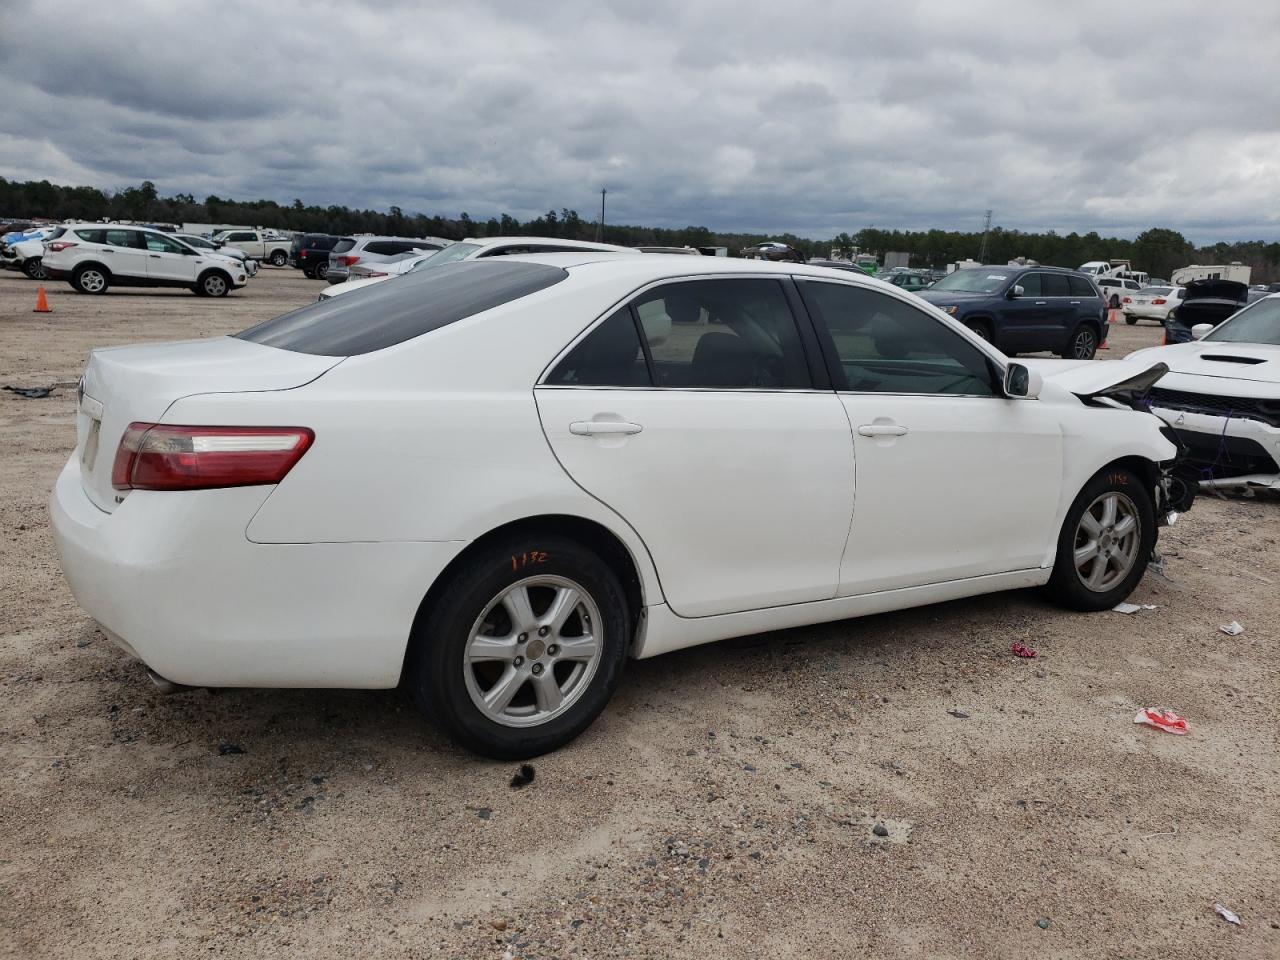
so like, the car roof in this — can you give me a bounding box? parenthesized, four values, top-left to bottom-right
(500, 252, 909, 287)
(457, 236, 635, 253)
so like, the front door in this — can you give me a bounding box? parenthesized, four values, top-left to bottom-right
(535, 277, 855, 618)
(143, 232, 200, 284)
(797, 279, 1063, 595)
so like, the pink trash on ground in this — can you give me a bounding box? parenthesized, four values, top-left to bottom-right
(1134, 708, 1189, 735)
(1011, 642, 1037, 658)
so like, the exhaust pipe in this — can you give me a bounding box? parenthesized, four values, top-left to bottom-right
(146, 668, 193, 695)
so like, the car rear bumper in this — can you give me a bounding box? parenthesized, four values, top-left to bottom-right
(44, 266, 70, 280)
(1123, 305, 1168, 319)
(50, 457, 463, 689)
(325, 264, 350, 283)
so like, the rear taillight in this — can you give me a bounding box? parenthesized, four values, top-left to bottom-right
(111, 423, 314, 491)
(47, 241, 77, 252)
(1123, 297, 1131, 303)
(338, 255, 360, 266)
(1152, 298, 1166, 304)
(298, 249, 308, 258)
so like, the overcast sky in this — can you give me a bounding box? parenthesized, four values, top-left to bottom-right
(1, 0, 1277, 243)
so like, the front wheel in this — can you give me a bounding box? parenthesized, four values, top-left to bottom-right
(1061, 323, 1099, 359)
(22, 257, 45, 280)
(196, 270, 230, 297)
(1045, 467, 1155, 611)
(405, 535, 630, 759)
(269, 250, 288, 266)
(964, 320, 992, 343)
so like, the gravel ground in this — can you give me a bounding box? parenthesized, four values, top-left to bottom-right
(1, 269, 1277, 959)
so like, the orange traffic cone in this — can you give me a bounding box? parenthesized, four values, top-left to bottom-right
(34, 286, 51, 313)
(1098, 309, 1111, 350)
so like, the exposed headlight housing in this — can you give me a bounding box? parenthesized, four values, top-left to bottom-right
(941, 305, 958, 315)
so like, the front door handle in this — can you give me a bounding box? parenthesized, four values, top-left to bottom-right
(570, 420, 643, 436)
(858, 424, 908, 437)
(1035, 300, 1047, 305)
(149, 254, 162, 258)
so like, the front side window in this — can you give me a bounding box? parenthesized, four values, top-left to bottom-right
(548, 278, 812, 390)
(802, 281, 997, 396)
(1018, 273, 1043, 296)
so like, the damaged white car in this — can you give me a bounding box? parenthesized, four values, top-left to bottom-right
(1131, 292, 1280, 494)
(51, 255, 1188, 758)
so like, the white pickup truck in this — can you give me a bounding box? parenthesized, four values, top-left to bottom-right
(210, 229, 292, 266)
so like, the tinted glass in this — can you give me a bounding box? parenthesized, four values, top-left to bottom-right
(546, 308, 650, 386)
(417, 242, 479, 267)
(237, 260, 567, 356)
(929, 269, 1013, 293)
(1018, 273, 1043, 296)
(363, 241, 399, 256)
(227, 232, 254, 242)
(803, 282, 996, 396)
(75, 228, 106, 243)
(331, 238, 356, 254)
(104, 229, 141, 248)
(1068, 275, 1096, 297)
(1042, 273, 1071, 297)
(632, 278, 811, 389)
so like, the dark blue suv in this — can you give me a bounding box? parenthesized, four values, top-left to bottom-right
(917, 265, 1106, 359)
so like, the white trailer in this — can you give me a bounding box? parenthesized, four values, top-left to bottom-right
(1171, 263, 1252, 286)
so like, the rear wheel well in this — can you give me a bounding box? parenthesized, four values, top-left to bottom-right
(401, 515, 644, 682)
(74, 261, 110, 278)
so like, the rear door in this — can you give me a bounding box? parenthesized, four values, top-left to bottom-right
(1039, 272, 1078, 348)
(99, 228, 150, 280)
(798, 279, 1062, 594)
(536, 276, 855, 617)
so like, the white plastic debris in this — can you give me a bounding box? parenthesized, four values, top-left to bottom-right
(1213, 902, 1242, 925)
(1220, 621, 1245, 636)
(1113, 602, 1158, 614)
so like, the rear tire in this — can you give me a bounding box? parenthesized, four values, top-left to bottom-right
(22, 257, 45, 280)
(405, 535, 630, 759)
(1061, 323, 1099, 359)
(1125, 315, 1137, 325)
(1045, 467, 1155, 611)
(315, 261, 330, 281)
(72, 264, 109, 295)
(302, 266, 316, 279)
(269, 250, 288, 267)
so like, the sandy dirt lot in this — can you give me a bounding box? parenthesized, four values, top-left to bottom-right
(1, 268, 1276, 959)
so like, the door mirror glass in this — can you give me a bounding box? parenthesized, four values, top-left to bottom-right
(1003, 362, 1042, 399)
(1008, 285, 1025, 299)
(1191, 323, 1214, 339)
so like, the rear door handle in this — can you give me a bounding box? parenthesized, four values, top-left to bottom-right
(1035, 300, 1047, 305)
(570, 420, 643, 436)
(149, 254, 161, 258)
(858, 424, 908, 437)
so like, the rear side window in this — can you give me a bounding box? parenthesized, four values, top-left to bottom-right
(1042, 274, 1071, 297)
(1068, 275, 1096, 297)
(546, 308, 650, 386)
(331, 238, 356, 254)
(75, 228, 106, 243)
(363, 241, 400, 256)
(236, 260, 568, 356)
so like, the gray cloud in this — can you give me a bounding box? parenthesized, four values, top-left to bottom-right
(0, 0, 1277, 243)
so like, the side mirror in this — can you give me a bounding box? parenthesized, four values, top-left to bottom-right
(1003, 362, 1043, 400)
(1008, 285, 1024, 299)
(1191, 323, 1214, 340)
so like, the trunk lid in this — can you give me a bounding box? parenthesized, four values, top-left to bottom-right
(76, 336, 340, 512)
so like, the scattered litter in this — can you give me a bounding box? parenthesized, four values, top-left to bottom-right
(1035, 918, 1051, 930)
(509, 763, 535, 789)
(1220, 621, 1244, 636)
(947, 709, 970, 719)
(3, 385, 54, 399)
(1113, 602, 1158, 614)
(217, 741, 245, 755)
(1213, 902, 1242, 925)
(1011, 642, 1037, 658)
(1133, 708, 1188, 735)
(475, 807, 492, 820)
(871, 823, 888, 838)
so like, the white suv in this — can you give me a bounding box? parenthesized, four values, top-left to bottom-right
(42, 224, 248, 297)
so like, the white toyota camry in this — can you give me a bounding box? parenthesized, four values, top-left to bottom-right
(52, 254, 1184, 758)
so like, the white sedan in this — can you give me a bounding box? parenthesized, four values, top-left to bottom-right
(1131, 292, 1280, 493)
(52, 255, 1182, 758)
(1122, 286, 1184, 325)
(318, 236, 637, 300)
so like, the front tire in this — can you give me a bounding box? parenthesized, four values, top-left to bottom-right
(965, 320, 992, 343)
(269, 250, 288, 267)
(1045, 467, 1155, 611)
(405, 535, 630, 759)
(23, 257, 45, 280)
(196, 270, 231, 297)
(1125, 314, 1137, 325)
(72, 264, 109, 295)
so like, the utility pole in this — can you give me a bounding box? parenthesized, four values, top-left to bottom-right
(596, 188, 606, 242)
(977, 209, 992, 263)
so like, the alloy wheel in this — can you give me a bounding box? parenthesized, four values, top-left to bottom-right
(204, 275, 227, 296)
(1073, 491, 1141, 592)
(1073, 328, 1097, 359)
(463, 575, 602, 728)
(80, 270, 105, 293)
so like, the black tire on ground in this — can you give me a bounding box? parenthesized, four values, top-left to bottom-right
(405, 534, 630, 759)
(1061, 323, 1099, 360)
(1044, 466, 1156, 611)
(315, 262, 330, 280)
(269, 250, 288, 266)
(72, 264, 109, 295)
(302, 266, 316, 279)
(195, 270, 231, 297)
(965, 320, 992, 343)
(1125, 314, 1138, 325)
(22, 257, 45, 280)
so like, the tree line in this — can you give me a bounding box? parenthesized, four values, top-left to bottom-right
(3, 177, 1277, 282)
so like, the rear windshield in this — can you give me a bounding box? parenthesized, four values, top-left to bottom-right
(331, 238, 356, 254)
(236, 260, 568, 356)
(1139, 287, 1172, 296)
